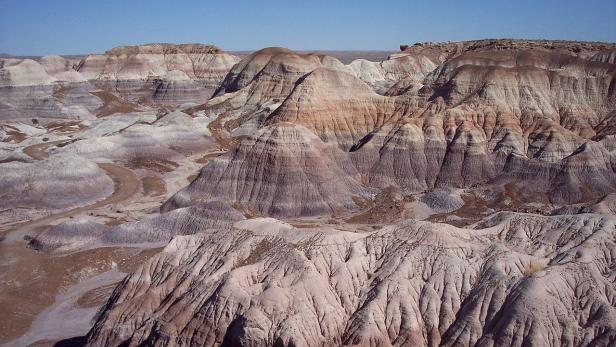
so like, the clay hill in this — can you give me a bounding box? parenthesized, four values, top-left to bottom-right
(1, 39, 615, 346)
(165, 40, 616, 215)
(0, 43, 240, 120)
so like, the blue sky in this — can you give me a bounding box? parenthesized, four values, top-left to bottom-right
(1, 0, 615, 55)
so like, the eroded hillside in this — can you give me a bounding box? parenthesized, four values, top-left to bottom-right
(1, 39, 615, 346)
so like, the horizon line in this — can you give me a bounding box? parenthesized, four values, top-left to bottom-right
(3, 37, 616, 57)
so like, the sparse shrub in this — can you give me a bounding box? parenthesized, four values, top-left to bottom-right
(524, 260, 545, 276)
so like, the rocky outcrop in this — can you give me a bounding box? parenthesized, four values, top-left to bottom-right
(399, 39, 616, 61)
(86, 213, 616, 346)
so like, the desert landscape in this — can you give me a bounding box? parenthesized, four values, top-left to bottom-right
(1, 30, 616, 347)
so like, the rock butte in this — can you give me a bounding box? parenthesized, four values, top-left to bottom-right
(0, 39, 615, 346)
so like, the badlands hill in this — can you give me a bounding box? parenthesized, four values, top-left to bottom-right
(164, 40, 616, 217)
(88, 213, 616, 346)
(77, 43, 240, 104)
(1, 39, 615, 346)
(0, 43, 240, 120)
(83, 40, 616, 346)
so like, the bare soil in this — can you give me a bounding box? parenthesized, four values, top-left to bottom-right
(0, 246, 157, 343)
(207, 111, 240, 150)
(195, 151, 223, 164)
(43, 120, 86, 134)
(52, 84, 75, 99)
(428, 183, 551, 227)
(141, 176, 166, 197)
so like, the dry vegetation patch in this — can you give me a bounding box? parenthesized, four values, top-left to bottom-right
(91, 90, 141, 117)
(524, 260, 546, 276)
(347, 187, 412, 224)
(237, 239, 274, 267)
(126, 158, 179, 173)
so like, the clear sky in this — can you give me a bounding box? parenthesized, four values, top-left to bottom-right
(1, 0, 615, 55)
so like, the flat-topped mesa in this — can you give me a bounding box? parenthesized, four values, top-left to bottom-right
(397, 39, 616, 62)
(104, 43, 223, 56)
(75, 42, 240, 105)
(77, 42, 239, 80)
